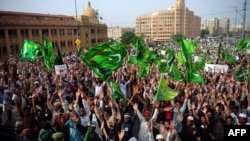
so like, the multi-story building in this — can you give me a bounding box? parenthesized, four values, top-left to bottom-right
(108, 26, 123, 41)
(203, 18, 220, 36)
(219, 18, 230, 34)
(0, 1, 107, 60)
(135, 0, 201, 42)
(108, 26, 134, 41)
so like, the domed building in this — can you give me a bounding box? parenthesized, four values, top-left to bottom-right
(0, 1, 108, 60)
(83, 1, 98, 23)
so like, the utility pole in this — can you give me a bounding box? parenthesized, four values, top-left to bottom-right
(241, 0, 247, 39)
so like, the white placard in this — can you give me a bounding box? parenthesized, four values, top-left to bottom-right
(204, 64, 228, 73)
(55, 64, 67, 75)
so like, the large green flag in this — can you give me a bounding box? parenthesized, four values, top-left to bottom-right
(182, 38, 196, 54)
(177, 50, 185, 66)
(110, 81, 126, 104)
(20, 39, 43, 61)
(42, 37, 56, 70)
(82, 43, 126, 80)
(225, 49, 236, 64)
(168, 63, 184, 81)
(155, 77, 179, 101)
(235, 38, 250, 52)
(180, 38, 204, 83)
(235, 65, 244, 82)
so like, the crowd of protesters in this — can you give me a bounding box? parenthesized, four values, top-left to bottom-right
(0, 39, 250, 141)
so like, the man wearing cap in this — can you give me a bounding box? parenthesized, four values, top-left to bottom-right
(133, 103, 155, 141)
(120, 112, 136, 141)
(182, 116, 201, 141)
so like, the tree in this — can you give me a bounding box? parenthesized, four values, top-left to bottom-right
(120, 31, 136, 45)
(200, 29, 209, 38)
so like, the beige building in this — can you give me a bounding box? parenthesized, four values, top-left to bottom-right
(0, 1, 107, 60)
(135, 0, 201, 42)
(108, 26, 123, 41)
(108, 26, 135, 41)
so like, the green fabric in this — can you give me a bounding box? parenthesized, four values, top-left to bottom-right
(81, 43, 126, 80)
(180, 38, 204, 83)
(166, 48, 175, 64)
(235, 65, 245, 82)
(20, 39, 43, 61)
(83, 127, 91, 141)
(235, 38, 250, 52)
(155, 77, 179, 101)
(110, 81, 126, 104)
(225, 49, 236, 64)
(158, 61, 170, 73)
(42, 37, 56, 70)
(54, 46, 64, 65)
(168, 63, 183, 81)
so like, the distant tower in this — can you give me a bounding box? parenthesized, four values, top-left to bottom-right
(175, 0, 185, 8)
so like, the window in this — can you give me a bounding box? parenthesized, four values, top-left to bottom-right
(68, 41, 73, 47)
(32, 29, 39, 37)
(10, 45, 15, 54)
(21, 29, 29, 38)
(60, 29, 64, 36)
(51, 29, 57, 36)
(67, 29, 72, 35)
(0, 30, 4, 39)
(8, 30, 17, 38)
(60, 41, 66, 48)
(42, 29, 49, 36)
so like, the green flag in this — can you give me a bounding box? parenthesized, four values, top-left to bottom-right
(225, 49, 236, 64)
(180, 38, 204, 83)
(138, 64, 150, 78)
(166, 48, 175, 64)
(54, 46, 64, 65)
(110, 81, 126, 104)
(235, 38, 250, 52)
(168, 63, 184, 81)
(83, 127, 91, 141)
(77, 47, 83, 57)
(82, 43, 126, 80)
(42, 37, 56, 70)
(235, 65, 244, 82)
(20, 39, 43, 61)
(158, 61, 170, 73)
(128, 55, 137, 64)
(155, 77, 179, 101)
(177, 50, 185, 66)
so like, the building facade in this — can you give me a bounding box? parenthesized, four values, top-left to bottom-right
(0, 1, 107, 60)
(108, 26, 123, 41)
(135, 0, 201, 42)
(108, 26, 134, 41)
(219, 18, 230, 34)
